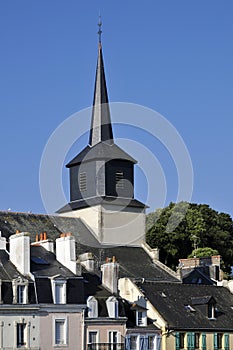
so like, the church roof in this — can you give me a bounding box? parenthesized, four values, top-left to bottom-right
(89, 42, 113, 146)
(66, 142, 136, 167)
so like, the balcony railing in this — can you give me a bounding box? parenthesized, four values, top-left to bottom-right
(87, 343, 124, 350)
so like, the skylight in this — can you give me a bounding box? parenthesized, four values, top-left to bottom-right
(31, 256, 49, 265)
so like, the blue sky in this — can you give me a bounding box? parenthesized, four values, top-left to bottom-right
(0, 1, 232, 217)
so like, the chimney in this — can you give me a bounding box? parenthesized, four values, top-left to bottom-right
(0, 231, 6, 250)
(31, 232, 54, 253)
(101, 256, 119, 294)
(79, 252, 95, 272)
(56, 233, 79, 275)
(9, 232, 30, 275)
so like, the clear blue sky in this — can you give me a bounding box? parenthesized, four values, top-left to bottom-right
(0, 1, 232, 217)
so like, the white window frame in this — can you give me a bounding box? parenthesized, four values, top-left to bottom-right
(147, 335, 156, 350)
(106, 296, 119, 318)
(17, 285, 26, 304)
(12, 278, 29, 304)
(87, 296, 98, 318)
(53, 317, 68, 346)
(51, 279, 67, 304)
(136, 310, 147, 327)
(108, 330, 120, 345)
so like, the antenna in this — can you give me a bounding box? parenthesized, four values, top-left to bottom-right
(98, 15, 102, 43)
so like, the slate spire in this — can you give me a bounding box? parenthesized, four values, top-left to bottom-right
(89, 20, 113, 146)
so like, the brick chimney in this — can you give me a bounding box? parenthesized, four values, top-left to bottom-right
(101, 256, 119, 294)
(56, 233, 79, 275)
(9, 231, 30, 275)
(31, 232, 54, 253)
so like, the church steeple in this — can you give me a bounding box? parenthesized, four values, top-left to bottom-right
(89, 20, 113, 146)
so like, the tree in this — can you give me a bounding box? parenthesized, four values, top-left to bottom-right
(188, 247, 219, 258)
(146, 202, 233, 274)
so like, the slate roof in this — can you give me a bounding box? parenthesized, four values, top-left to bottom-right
(0, 250, 36, 304)
(77, 244, 179, 282)
(66, 143, 136, 167)
(182, 268, 216, 285)
(57, 196, 146, 213)
(135, 281, 233, 331)
(83, 272, 126, 318)
(30, 245, 76, 278)
(0, 211, 178, 282)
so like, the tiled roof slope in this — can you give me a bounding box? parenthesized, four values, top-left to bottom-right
(0, 211, 178, 282)
(136, 281, 233, 331)
(77, 244, 179, 282)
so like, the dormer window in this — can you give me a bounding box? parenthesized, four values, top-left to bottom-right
(12, 278, 28, 304)
(17, 285, 26, 304)
(87, 296, 98, 318)
(136, 310, 147, 326)
(208, 302, 215, 319)
(106, 296, 118, 318)
(51, 278, 67, 304)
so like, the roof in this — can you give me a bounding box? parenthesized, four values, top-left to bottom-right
(135, 281, 233, 331)
(76, 244, 179, 282)
(89, 42, 113, 147)
(182, 268, 216, 285)
(66, 143, 136, 167)
(0, 211, 178, 283)
(57, 196, 146, 213)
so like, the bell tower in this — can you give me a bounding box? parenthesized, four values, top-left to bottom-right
(58, 22, 146, 246)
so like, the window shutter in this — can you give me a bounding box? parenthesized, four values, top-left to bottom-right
(144, 336, 148, 350)
(175, 332, 180, 350)
(214, 333, 218, 350)
(202, 333, 206, 350)
(139, 336, 144, 350)
(224, 333, 229, 350)
(187, 333, 191, 350)
(125, 336, 131, 350)
(156, 336, 162, 350)
(190, 332, 195, 350)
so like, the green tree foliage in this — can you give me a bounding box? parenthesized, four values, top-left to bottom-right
(188, 247, 219, 259)
(146, 202, 233, 274)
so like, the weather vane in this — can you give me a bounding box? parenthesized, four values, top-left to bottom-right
(98, 15, 102, 43)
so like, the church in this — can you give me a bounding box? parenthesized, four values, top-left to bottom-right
(0, 23, 233, 350)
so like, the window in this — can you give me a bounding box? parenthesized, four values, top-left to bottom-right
(194, 333, 200, 349)
(115, 171, 124, 189)
(17, 323, 26, 348)
(79, 172, 87, 192)
(130, 336, 138, 350)
(55, 319, 66, 345)
(208, 302, 215, 319)
(109, 331, 118, 350)
(51, 280, 66, 304)
(217, 333, 223, 349)
(12, 278, 28, 304)
(148, 336, 155, 350)
(179, 333, 185, 349)
(88, 331, 98, 347)
(87, 296, 98, 318)
(136, 310, 147, 326)
(106, 296, 118, 318)
(17, 285, 26, 304)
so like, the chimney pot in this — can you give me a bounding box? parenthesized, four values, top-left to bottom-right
(39, 233, 43, 241)
(16, 230, 20, 234)
(36, 234, 39, 242)
(43, 232, 47, 240)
